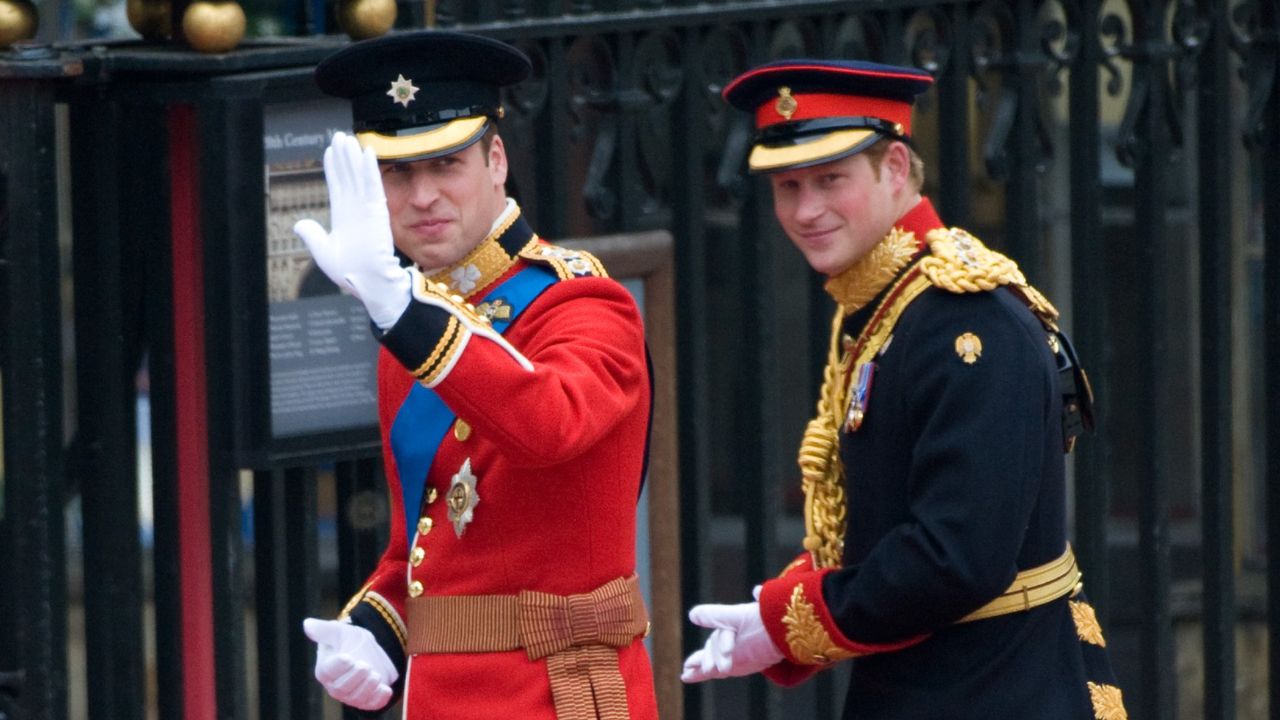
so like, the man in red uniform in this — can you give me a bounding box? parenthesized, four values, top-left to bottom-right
(681, 59, 1127, 719)
(295, 30, 658, 720)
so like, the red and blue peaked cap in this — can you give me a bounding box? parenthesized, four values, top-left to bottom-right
(722, 59, 934, 173)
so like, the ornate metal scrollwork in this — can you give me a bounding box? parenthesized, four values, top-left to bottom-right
(1099, 7, 1129, 97)
(903, 6, 953, 117)
(1110, 0, 1201, 168)
(1229, 0, 1279, 149)
(832, 13, 888, 62)
(702, 23, 752, 200)
(504, 39, 550, 120)
(1039, 0, 1083, 96)
(567, 35, 619, 220)
(632, 29, 684, 217)
(970, 0, 1060, 179)
(905, 5, 954, 78)
(768, 17, 818, 59)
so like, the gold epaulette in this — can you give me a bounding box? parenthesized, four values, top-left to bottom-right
(518, 241, 609, 280)
(919, 228, 1059, 325)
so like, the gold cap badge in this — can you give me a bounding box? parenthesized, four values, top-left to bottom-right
(387, 74, 420, 108)
(775, 86, 798, 120)
(955, 332, 982, 364)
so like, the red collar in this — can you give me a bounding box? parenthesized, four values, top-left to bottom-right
(895, 197, 943, 246)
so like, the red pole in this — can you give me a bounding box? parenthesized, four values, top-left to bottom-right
(167, 102, 216, 720)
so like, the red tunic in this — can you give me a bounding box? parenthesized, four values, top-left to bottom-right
(344, 210, 658, 719)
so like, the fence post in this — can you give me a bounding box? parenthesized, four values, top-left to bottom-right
(0, 44, 77, 720)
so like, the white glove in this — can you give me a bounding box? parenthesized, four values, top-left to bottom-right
(681, 586, 783, 683)
(302, 617, 399, 711)
(293, 131, 411, 329)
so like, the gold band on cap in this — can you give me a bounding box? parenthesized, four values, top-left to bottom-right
(748, 127, 878, 173)
(356, 116, 489, 161)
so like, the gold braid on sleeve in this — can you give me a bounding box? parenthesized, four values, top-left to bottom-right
(798, 306, 852, 569)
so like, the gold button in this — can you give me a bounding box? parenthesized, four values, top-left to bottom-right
(454, 419, 471, 442)
(408, 580, 423, 597)
(417, 517, 434, 535)
(426, 487, 438, 504)
(410, 547, 425, 566)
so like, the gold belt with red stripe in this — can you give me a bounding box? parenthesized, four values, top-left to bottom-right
(406, 575, 649, 720)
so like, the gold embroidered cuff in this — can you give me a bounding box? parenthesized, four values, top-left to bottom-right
(781, 583, 859, 665)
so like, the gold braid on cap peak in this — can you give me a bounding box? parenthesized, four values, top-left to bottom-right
(798, 306, 851, 569)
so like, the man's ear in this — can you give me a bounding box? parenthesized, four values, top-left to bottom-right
(884, 140, 912, 193)
(488, 134, 509, 189)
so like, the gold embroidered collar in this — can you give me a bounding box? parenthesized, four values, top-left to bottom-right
(823, 226, 920, 313)
(425, 204, 538, 298)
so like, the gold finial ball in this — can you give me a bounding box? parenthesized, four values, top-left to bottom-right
(125, 0, 171, 40)
(0, 0, 38, 49)
(181, 0, 245, 54)
(336, 0, 395, 40)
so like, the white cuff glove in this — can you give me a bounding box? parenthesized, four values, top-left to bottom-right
(681, 586, 784, 683)
(293, 131, 411, 329)
(302, 617, 399, 711)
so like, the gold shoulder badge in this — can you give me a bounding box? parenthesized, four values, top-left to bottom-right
(1087, 682, 1128, 720)
(955, 332, 982, 364)
(775, 86, 798, 120)
(782, 584, 858, 665)
(387, 74, 420, 108)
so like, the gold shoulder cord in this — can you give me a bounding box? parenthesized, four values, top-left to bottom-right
(919, 227, 1060, 328)
(796, 227, 1058, 570)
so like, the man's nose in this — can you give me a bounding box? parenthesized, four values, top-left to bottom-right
(793, 186, 824, 223)
(408, 174, 440, 207)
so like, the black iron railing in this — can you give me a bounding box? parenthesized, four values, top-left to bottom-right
(1, 1, 1278, 719)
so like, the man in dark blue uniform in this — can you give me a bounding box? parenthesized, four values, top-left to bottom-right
(680, 59, 1128, 720)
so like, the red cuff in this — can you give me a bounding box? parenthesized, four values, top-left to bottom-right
(774, 553, 816, 580)
(760, 568, 927, 667)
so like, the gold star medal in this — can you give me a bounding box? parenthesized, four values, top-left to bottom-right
(955, 332, 982, 364)
(446, 458, 479, 537)
(387, 74, 420, 108)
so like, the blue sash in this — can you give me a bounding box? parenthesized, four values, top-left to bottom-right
(390, 265, 557, 543)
